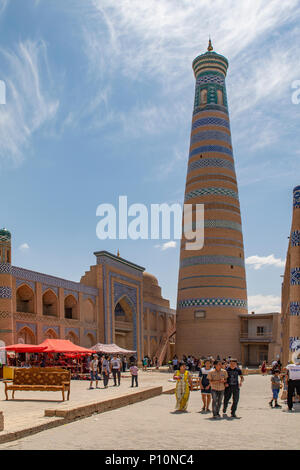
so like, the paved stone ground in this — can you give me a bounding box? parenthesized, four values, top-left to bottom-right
(0, 370, 174, 435)
(0, 373, 299, 450)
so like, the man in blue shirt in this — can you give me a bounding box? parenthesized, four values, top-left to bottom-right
(223, 358, 244, 418)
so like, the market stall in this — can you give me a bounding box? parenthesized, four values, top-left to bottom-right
(90, 343, 136, 354)
(0, 344, 47, 379)
(36, 339, 96, 378)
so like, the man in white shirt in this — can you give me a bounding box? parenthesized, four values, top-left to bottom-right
(110, 354, 121, 386)
(286, 357, 300, 411)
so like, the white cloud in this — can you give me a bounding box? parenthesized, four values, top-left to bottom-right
(84, 0, 299, 81)
(70, 0, 300, 144)
(155, 241, 177, 251)
(0, 0, 8, 15)
(246, 254, 285, 270)
(0, 40, 59, 164)
(18, 243, 29, 251)
(248, 294, 281, 313)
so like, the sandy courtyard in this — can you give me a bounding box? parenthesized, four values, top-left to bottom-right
(0, 372, 299, 450)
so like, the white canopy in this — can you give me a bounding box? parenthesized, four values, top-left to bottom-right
(90, 343, 136, 354)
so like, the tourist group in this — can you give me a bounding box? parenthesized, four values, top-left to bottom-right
(172, 355, 300, 417)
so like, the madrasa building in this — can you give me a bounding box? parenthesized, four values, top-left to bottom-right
(0, 229, 175, 363)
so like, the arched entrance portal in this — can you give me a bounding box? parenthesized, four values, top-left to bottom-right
(114, 297, 134, 351)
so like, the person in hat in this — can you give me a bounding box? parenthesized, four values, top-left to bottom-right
(89, 354, 100, 389)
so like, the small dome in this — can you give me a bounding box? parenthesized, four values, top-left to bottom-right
(143, 271, 158, 286)
(0, 228, 11, 241)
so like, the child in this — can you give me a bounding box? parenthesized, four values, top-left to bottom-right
(130, 362, 139, 387)
(269, 369, 282, 408)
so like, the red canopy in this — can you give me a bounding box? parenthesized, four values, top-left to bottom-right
(37, 339, 95, 355)
(0, 343, 47, 353)
(91, 343, 136, 354)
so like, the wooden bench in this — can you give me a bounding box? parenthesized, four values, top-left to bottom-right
(3, 367, 71, 401)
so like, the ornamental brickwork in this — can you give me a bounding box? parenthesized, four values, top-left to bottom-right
(175, 43, 248, 360)
(281, 186, 300, 364)
(0, 232, 175, 363)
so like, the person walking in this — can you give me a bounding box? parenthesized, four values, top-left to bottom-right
(208, 360, 228, 419)
(172, 355, 179, 372)
(173, 362, 192, 412)
(223, 358, 244, 418)
(89, 354, 100, 390)
(261, 361, 267, 375)
(111, 354, 122, 386)
(102, 355, 110, 388)
(286, 357, 300, 412)
(130, 362, 139, 387)
(142, 356, 148, 371)
(269, 369, 282, 408)
(199, 359, 214, 413)
(122, 355, 127, 372)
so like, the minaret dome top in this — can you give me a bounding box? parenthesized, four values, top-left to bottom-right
(0, 228, 11, 242)
(192, 40, 229, 79)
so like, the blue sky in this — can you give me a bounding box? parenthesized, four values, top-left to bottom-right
(0, 0, 300, 312)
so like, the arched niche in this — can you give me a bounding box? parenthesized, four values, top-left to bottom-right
(42, 289, 58, 317)
(44, 328, 58, 340)
(16, 284, 35, 314)
(64, 294, 78, 320)
(65, 331, 79, 345)
(17, 326, 36, 344)
(114, 296, 134, 350)
(83, 298, 95, 323)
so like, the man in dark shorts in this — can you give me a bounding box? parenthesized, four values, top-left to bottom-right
(223, 358, 244, 418)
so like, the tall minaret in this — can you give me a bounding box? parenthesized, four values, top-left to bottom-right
(281, 186, 300, 364)
(175, 41, 248, 360)
(0, 228, 13, 346)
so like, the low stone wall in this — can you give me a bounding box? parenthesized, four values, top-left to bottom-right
(242, 369, 268, 375)
(44, 386, 162, 420)
(0, 385, 163, 444)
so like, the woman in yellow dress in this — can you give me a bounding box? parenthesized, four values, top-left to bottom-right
(173, 362, 192, 411)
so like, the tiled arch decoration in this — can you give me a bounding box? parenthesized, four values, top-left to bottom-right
(84, 329, 97, 338)
(65, 327, 79, 337)
(64, 290, 79, 300)
(16, 279, 35, 292)
(16, 321, 37, 335)
(113, 282, 137, 312)
(43, 325, 60, 335)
